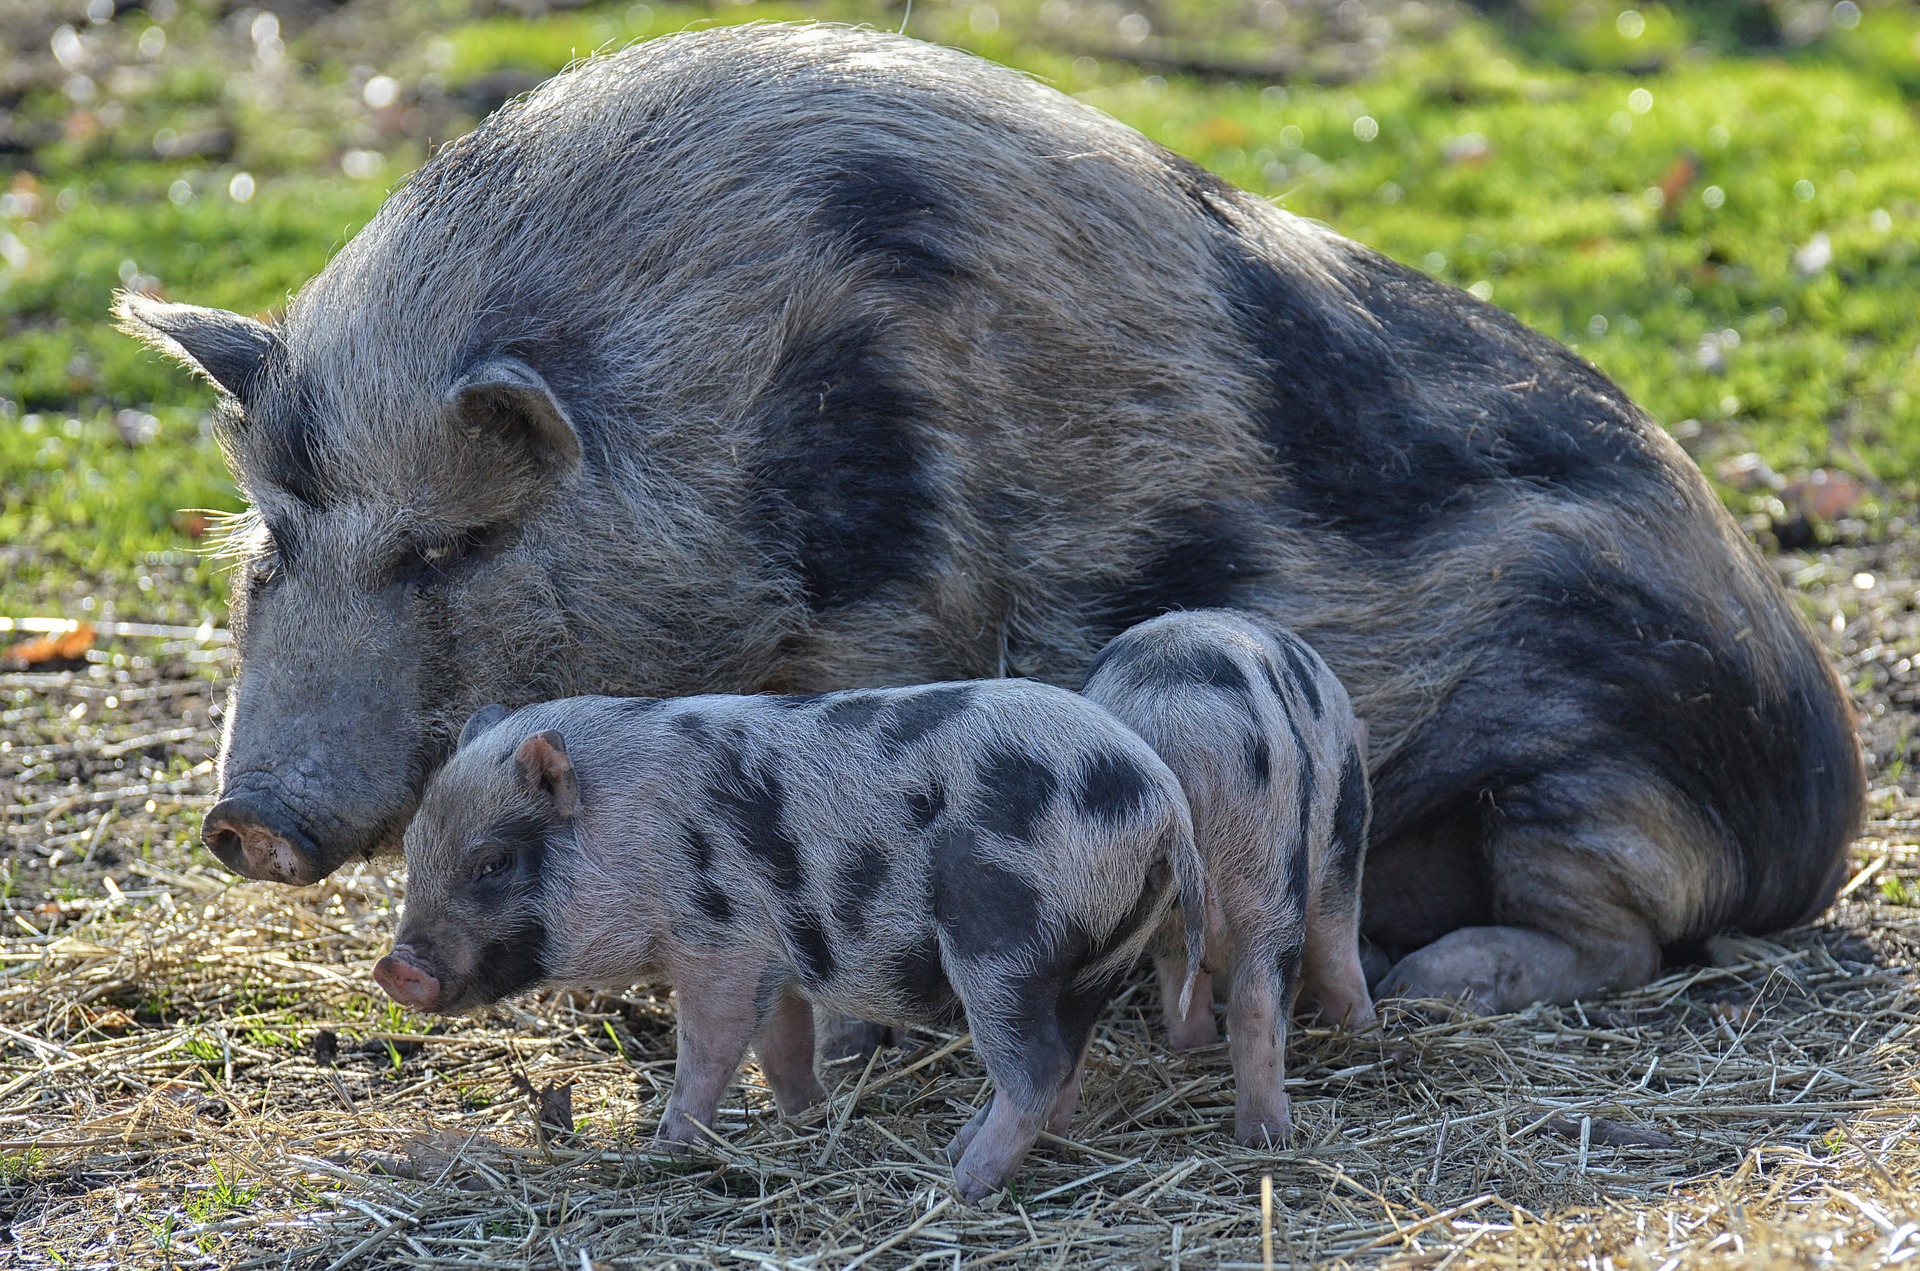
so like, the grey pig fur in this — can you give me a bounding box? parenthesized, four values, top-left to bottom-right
(117, 22, 1862, 1016)
(373, 681, 1209, 1203)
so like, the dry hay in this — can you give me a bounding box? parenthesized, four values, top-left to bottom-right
(4, 541, 1920, 1269)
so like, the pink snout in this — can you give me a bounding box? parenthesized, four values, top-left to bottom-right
(373, 947, 443, 1012)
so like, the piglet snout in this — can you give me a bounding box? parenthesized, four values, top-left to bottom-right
(374, 947, 442, 1012)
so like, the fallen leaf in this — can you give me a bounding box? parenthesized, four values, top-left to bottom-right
(510, 1072, 578, 1145)
(1783, 469, 1865, 521)
(4, 623, 95, 668)
(1658, 152, 1699, 207)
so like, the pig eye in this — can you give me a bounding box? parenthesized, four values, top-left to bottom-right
(399, 529, 488, 587)
(474, 853, 514, 882)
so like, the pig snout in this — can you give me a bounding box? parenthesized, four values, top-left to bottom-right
(203, 796, 326, 885)
(373, 947, 443, 1012)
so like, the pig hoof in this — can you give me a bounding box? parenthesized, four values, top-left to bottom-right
(1234, 1109, 1293, 1149)
(814, 1014, 895, 1062)
(951, 1166, 1003, 1206)
(1166, 1017, 1220, 1051)
(946, 1106, 991, 1164)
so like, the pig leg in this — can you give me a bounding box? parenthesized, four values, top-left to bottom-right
(949, 964, 1120, 1202)
(1226, 942, 1301, 1148)
(754, 987, 828, 1116)
(1045, 1034, 1096, 1137)
(813, 1011, 895, 1061)
(1375, 823, 1665, 1015)
(659, 971, 763, 1150)
(1376, 923, 1658, 1016)
(1300, 893, 1375, 1029)
(1156, 946, 1217, 1049)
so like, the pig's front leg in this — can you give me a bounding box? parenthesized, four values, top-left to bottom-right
(754, 986, 827, 1116)
(660, 967, 764, 1151)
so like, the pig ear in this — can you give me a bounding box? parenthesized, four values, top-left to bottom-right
(515, 730, 578, 818)
(459, 703, 511, 751)
(447, 356, 582, 476)
(112, 292, 280, 401)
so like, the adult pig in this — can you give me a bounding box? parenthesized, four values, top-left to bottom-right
(116, 23, 1862, 1013)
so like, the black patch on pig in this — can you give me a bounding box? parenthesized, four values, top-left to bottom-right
(469, 810, 550, 894)
(785, 907, 836, 988)
(834, 840, 891, 934)
(1094, 509, 1261, 633)
(1290, 720, 1318, 852)
(683, 824, 717, 873)
(1247, 735, 1273, 786)
(1141, 645, 1251, 696)
(895, 933, 960, 1024)
(1074, 751, 1152, 825)
(905, 781, 945, 830)
(1079, 632, 1142, 688)
(1327, 743, 1370, 896)
(1219, 238, 1651, 549)
(749, 316, 934, 611)
(472, 917, 549, 1004)
(976, 747, 1058, 842)
(815, 154, 966, 287)
(697, 884, 735, 924)
(823, 692, 887, 732)
(880, 684, 976, 753)
(1272, 636, 1325, 718)
(709, 746, 805, 892)
(933, 826, 1043, 961)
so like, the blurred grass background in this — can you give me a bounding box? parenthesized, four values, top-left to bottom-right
(3, 0, 1918, 620)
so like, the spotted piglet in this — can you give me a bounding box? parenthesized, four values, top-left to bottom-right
(372, 681, 1209, 1203)
(1081, 610, 1374, 1147)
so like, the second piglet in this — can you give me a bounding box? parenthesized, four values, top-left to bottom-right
(373, 682, 1208, 1202)
(1082, 610, 1374, 1146)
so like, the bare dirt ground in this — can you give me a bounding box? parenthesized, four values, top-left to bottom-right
(3, 528, 1919, 1268)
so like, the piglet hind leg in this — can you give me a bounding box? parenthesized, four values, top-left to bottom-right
(1226, 947, 1299, 1148)
(658, 967, 764, 1152)
(755, 987, 828, 1116)
(1156, 947, 1217, 1050)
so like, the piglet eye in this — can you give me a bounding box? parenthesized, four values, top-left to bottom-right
(475, 854, 514, 881)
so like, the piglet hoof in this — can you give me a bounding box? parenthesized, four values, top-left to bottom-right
(950, 1162, 1005, 1206)
(946, 1105, 991, 1165)
(773, 1077, 828, 1119)
(1234, 1102, 1293, 1150)
(1166, 1015, 1220, 1051)
(813, 1012, 895, 1062)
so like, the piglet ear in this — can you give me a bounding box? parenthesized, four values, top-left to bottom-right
(459, 703, 510, 751)
(113, 292, 280, 401)
(447, 355, 581, 477)
(515, 730, 578, 819)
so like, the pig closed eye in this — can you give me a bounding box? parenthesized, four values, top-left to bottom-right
(399, 530, 489, 587)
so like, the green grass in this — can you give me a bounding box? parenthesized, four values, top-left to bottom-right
(5, 0, 1917, 620)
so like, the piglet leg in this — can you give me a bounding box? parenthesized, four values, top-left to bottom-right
(949, 1092, 1048, 1205)
(660, 970, 762, 1151)
(1227, 947, 1298, 1148)
(755, 987, 828, 1116)
(1156, 949, 1217, 1049)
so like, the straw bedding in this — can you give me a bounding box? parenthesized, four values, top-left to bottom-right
(4, 535, 1917, 1268)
